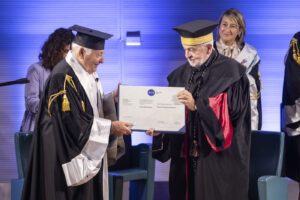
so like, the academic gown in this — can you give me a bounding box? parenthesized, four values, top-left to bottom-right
(282, 31, 300, 183)
(21, 55, 119, 200)
(153, 51, 251, 200)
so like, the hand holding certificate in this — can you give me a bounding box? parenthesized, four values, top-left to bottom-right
(118, 85, 185, 134)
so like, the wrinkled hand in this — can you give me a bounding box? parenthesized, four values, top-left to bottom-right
(177, 90, 196, 111)
(113, 82, 121, 103)
(111, 121, 132, 136)
(145, 128, 160, 136)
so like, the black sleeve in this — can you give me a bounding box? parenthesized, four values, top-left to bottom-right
(152, 134, 171, 162)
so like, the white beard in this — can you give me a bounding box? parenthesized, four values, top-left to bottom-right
(187, 58, 206, 68)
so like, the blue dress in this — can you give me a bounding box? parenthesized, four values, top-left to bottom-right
(20, 62, 51, 132)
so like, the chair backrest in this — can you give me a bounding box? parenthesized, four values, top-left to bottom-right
(14, 132, 33, 178)
(108, 134, 154, 171)
(131, 143, 154, 170)
(249, 130, 285, 200)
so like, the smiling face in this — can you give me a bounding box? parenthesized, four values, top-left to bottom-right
(82, 49, 104, 74)
(219, 15, 241, 46)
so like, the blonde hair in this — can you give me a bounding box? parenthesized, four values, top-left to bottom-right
(217, 8, 246, 48)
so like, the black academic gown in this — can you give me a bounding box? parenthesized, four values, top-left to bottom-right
(282, 31, 300, 183)
(21, 60, 104, 200)
(153, 51, 251, 200)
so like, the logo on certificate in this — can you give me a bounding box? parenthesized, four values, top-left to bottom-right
(147, 89, 155, 96)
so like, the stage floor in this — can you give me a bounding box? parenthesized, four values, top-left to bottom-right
(1, 180, 299, 200)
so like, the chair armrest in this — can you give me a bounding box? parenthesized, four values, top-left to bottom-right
(257, 175, 288, 200)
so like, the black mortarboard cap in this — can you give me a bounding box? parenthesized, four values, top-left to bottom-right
(173, 20, 218, 45)
(173, 20, 218, 38)
(69, 25, 113, 50)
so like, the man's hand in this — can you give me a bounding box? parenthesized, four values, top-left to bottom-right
(177, 90, 196, 111)
(113, 82, 121, 103)
(111, 121, 133, 136)
(145, 128, 160, 136)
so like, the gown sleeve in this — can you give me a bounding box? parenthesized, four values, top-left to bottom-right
(152, 134, 172, 162)
(282, 49, 300, 136)
(195, 74, 250, 152)
(103, 92, 125, 166)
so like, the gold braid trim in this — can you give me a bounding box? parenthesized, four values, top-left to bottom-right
(81, 101, 85, 112)
(250, 91, 261, 100)
(291, 38, 300, 66)
(65, 74, 77, 92)
(48, 90, 66, 116)
(258, 71, 262, 89)
(48, 74, 85, 116)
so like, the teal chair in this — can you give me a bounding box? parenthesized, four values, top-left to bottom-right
(108, 135, 155, 200)
(249, 130, 288, 200)
(11, 132, 33, 200)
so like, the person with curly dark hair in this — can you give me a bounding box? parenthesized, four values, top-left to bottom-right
(20, 28, 74, 132)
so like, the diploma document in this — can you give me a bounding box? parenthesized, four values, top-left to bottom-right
(118, 85, 185, 134)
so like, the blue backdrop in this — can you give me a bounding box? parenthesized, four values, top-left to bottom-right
(0, 0, 300, 182)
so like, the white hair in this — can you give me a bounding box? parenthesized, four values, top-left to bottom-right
(200, 40, 213, 48)
(71, 42, 92, 55)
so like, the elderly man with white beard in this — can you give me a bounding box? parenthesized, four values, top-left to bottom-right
(147, 20, 251, 200)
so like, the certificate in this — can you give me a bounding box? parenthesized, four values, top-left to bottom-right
(118, 85, 185, 134)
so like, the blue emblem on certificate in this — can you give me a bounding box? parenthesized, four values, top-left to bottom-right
(147, 89, 155, 96)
